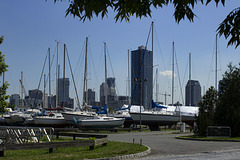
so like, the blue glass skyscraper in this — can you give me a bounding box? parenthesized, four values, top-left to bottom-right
(131, 46, 153, 109)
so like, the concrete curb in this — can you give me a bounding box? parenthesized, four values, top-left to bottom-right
(176, 136, 240, 142)
(89, 145, 151, 160)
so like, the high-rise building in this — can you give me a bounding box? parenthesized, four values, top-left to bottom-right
(29, 89, 43, 100)
(131, 46, 153, 109)
(185, 80, 201, 106)
(100, 77, 117, 108)
(9, 94, 20, 107)
(58, 78, 70, 107)
(84, 89, 95, 106)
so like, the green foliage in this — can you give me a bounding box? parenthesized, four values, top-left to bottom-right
(0, 35, 9, 113)
(215, 63, 240, 137)
(217, 7, 240, 48)
(196, 86, 218, 136)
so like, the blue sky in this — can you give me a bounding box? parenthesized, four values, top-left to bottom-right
(1, 0, 239, 106)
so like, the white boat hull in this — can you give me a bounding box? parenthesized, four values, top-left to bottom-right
(130, 111, 180, 126)
(78, 117, 125, 129)
(62, 111, 96, 125)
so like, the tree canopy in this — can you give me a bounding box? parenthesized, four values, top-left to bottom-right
(53, 0, 240, 48)
(215, 63, 240, 137)
(0, 35, 9, 113)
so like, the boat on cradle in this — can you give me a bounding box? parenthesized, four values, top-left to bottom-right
(77, 115, 125, 129)
(130, 102, 199, 131)
(33, 112, 68, 128)
(114, 105, 133, 128)
(130, 108, 180, 131)
(61, 110, 97, 125)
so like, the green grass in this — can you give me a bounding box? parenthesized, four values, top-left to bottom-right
(179, 135, 240, 141)
(0, 141, 148, 160)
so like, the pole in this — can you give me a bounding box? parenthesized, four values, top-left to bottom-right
(189, 53, 191, 106)
(172, 41, 174, 106)
(215, 34, 218, 91)
(83, 37, 88, 105)
(56, 41, 59, 107)
(128, 49, 130, 105)
(104, 42, 108, 107)
(48, 48, 51, 96)
(63, 44, 66, 107)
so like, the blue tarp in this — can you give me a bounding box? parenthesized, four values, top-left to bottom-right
(152, 100, 167, 109)
(92, 105, 107, 114)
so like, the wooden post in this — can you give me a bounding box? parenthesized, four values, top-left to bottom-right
(49, 148, 53, 153)
(89, 146, 94, 150)
(0, 150, 4, 157)
(73, 135, 76, 141)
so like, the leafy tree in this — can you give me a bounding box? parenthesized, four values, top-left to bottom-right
(196, 86, 218, 136)
(0, 35, 9, 113)
(215, 63, 240, 137)
(52, 0, 240, 48)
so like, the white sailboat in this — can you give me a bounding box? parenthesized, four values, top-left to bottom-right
(77, 42, 125, 129)
(61, 37, 97, 125)
(78, 115, 125, 129)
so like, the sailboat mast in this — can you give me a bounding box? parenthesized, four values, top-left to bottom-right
(128, 49, 130, 105)
(215, 34, 217, 91)
(172, 42, 174, 105)
(21, 71, 23, 108)
(49, 48, 51, 96)
(63, 44, 66, 106)
(156, 68, 158, 102)
(104, 42, 108, 106)
(189, 53, 191, 106)
(83, 37, 88, 104)
(56, 41, 59, 107)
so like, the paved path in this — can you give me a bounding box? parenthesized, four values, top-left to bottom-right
(107, 131, 240, 159)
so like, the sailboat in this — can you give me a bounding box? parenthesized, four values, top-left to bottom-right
(61, 38, 97, 125)
(77, 42, 125, 129)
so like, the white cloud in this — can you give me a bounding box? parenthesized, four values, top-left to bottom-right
(160, 70, 176, 78)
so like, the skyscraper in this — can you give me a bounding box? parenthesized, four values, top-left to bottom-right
(131, 46, 153, 109)
(100, 77, 117, 107)
(58, 78, 70, 106)
(185, 80, 201, 106)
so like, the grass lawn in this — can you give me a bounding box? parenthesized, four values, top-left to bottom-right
(0, 140, 148, 160)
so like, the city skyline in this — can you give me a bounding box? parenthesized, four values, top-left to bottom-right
(1, 1, 240, 106)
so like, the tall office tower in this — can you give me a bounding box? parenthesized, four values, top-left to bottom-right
(100, 77, 117, 107)
(185, 80, 201, 106)
(58, 78, 70, 106)
(84, 89, 96, 106)
(29, 89, 43, 100)
(10, 94, 20, 107)
(131, 46, 153, 109)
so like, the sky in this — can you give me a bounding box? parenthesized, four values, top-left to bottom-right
(0, 0, 239, 106)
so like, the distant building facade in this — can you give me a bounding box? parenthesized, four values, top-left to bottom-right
(57, 78, 74, 108)
(131, 46, 153, 109)
(185, 80, 201, 106)
(100, 77, 118, 109)
(84, 89, 96, 106)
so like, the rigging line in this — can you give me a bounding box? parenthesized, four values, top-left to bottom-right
(206, 39, 215, 90)
(88, 42, 98, 89)
(106, 46, 119, 95)
(65, 45, 81, 110)
(181, 56, 188, 104)
(43, 54, 55, 91)
(174, 49, 184, 104)
(94, 44, 104, 88)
